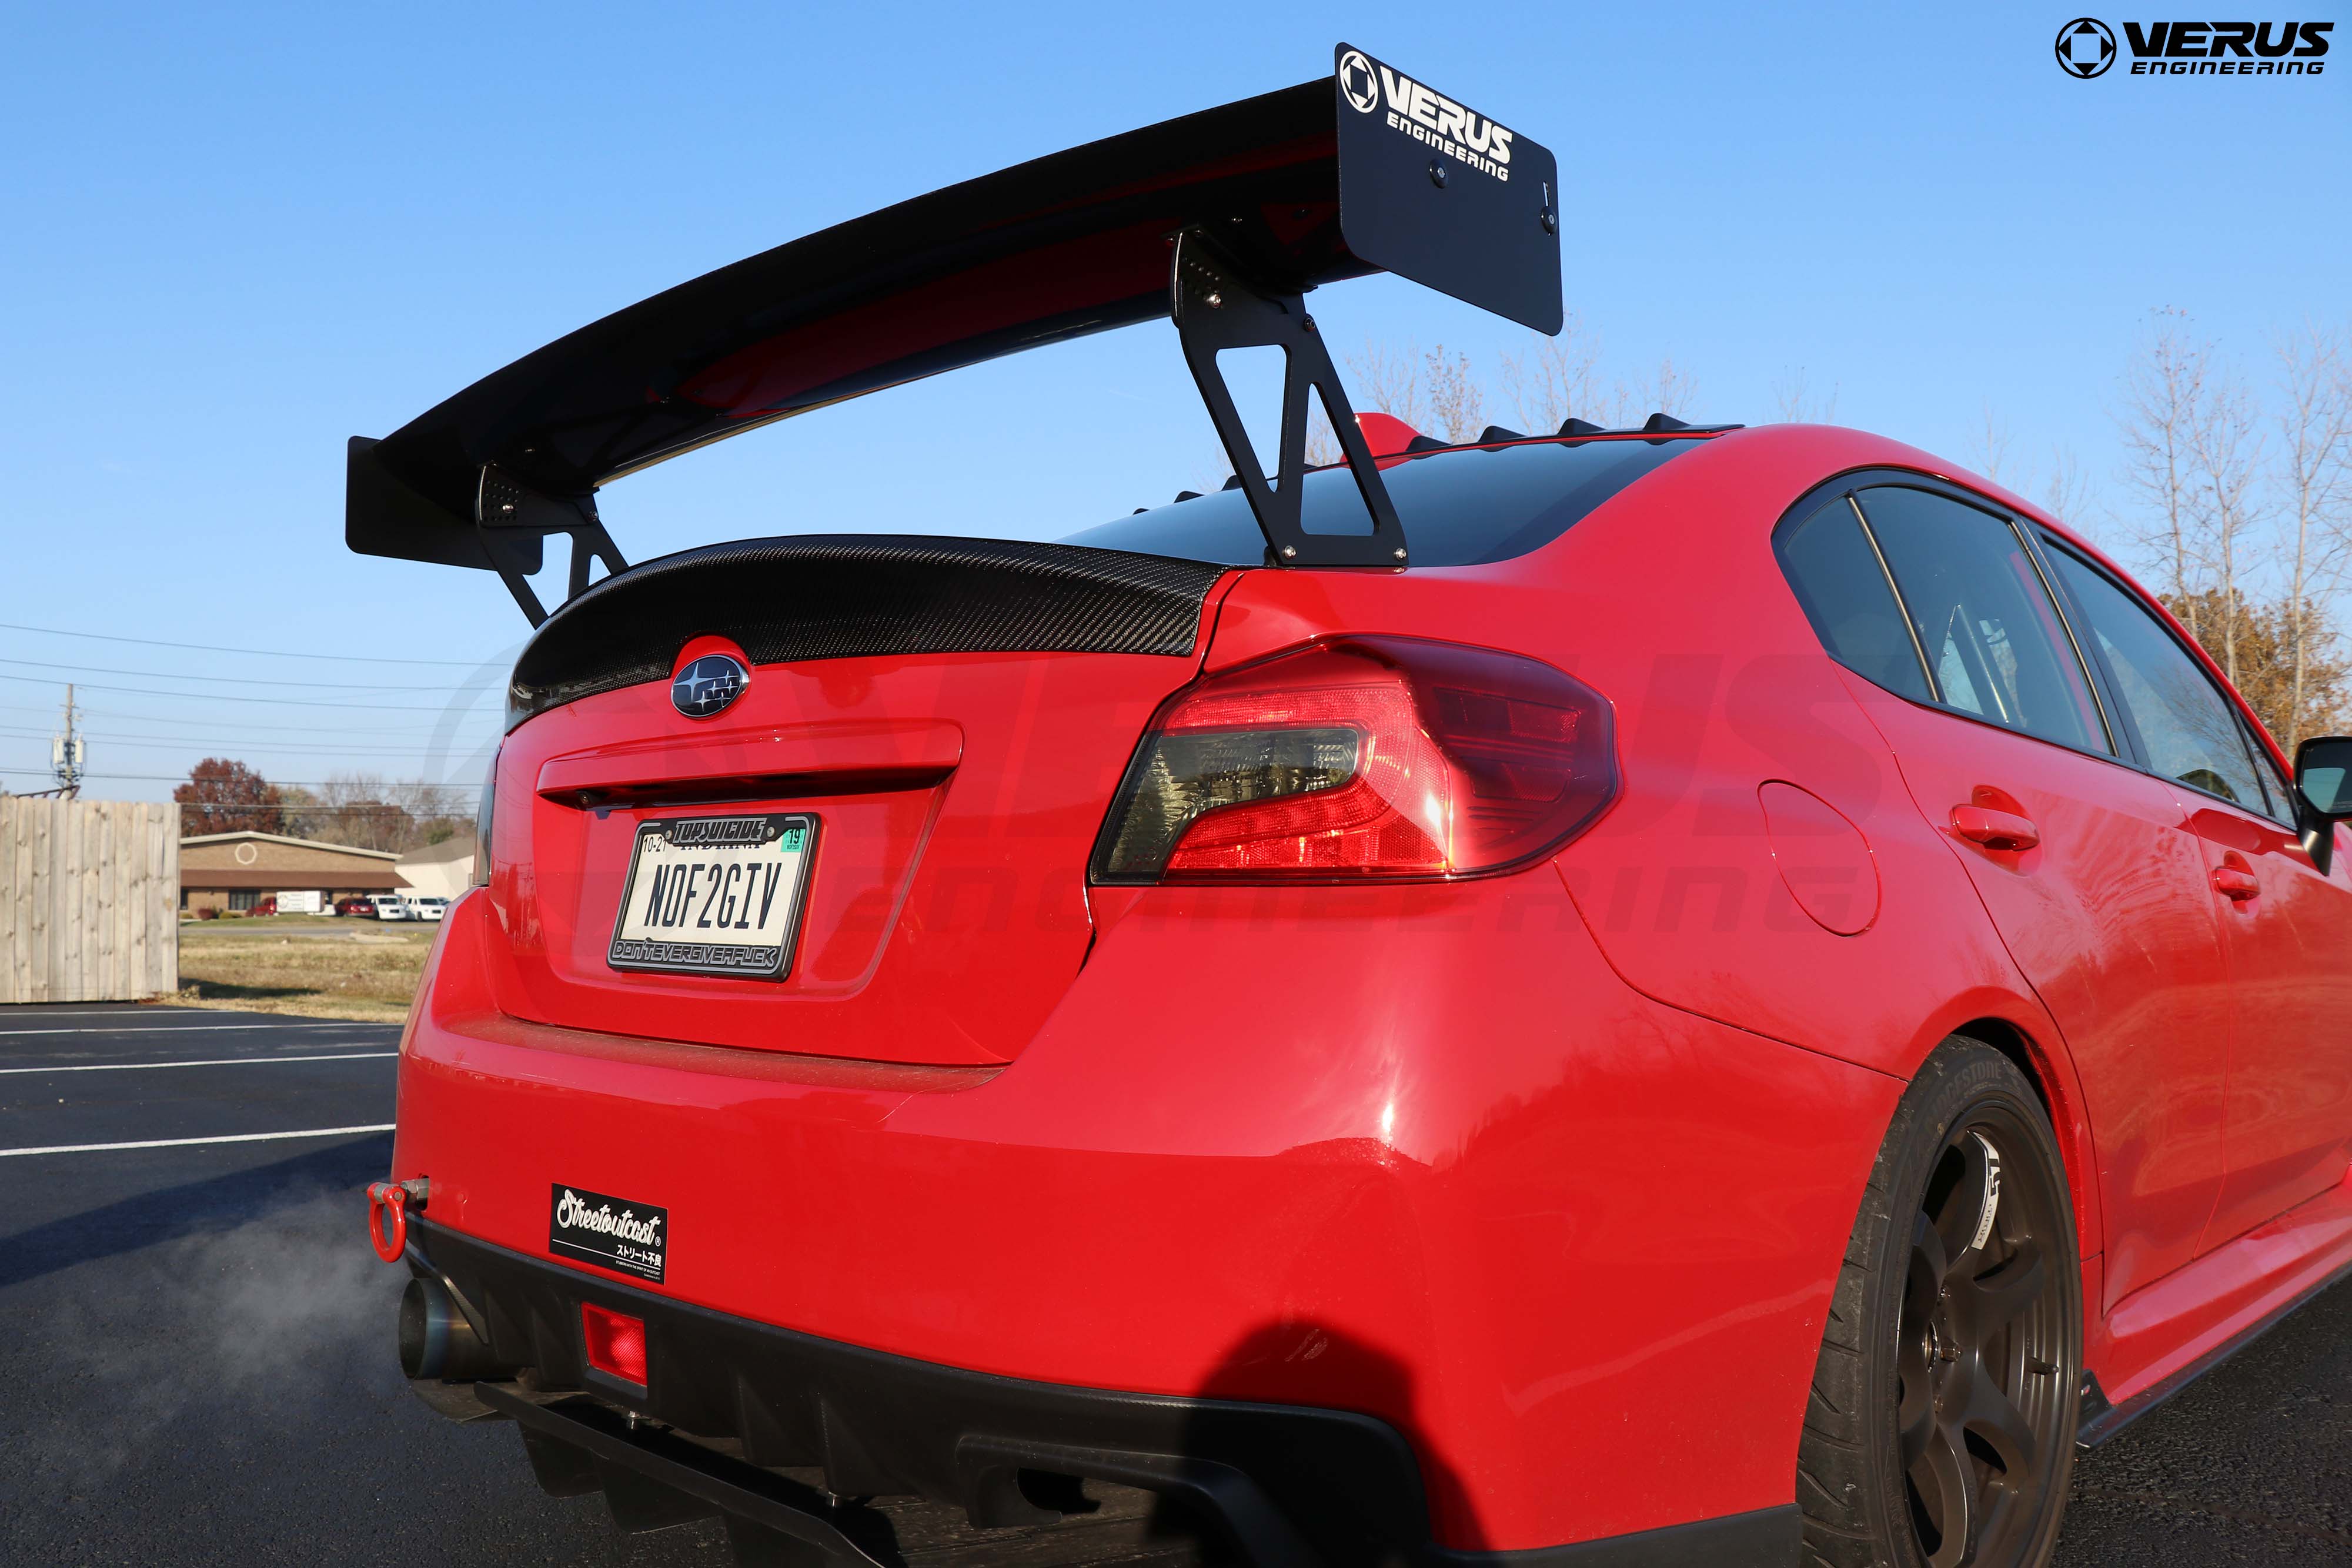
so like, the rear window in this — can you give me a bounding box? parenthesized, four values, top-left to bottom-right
(1063, 436, 1704, 567)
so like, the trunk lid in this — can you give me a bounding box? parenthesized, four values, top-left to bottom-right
(478, 537, 1229, 1066)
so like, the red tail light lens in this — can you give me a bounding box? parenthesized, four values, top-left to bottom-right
(581, 1302, 648, 1386)
(1092, 636, 1616, 882)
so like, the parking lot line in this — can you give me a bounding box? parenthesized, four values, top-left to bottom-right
(0, 1022, 396, 1037)
(0, 1051, 398, 1075)
(0, 1124, 396, 1158)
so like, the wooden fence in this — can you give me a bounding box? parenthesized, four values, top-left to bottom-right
(1, 797, 179, 1004)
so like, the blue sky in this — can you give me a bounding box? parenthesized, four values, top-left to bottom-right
(1, 2, 2344, 805)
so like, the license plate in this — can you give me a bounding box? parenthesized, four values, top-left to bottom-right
(607, 813, 817, 980)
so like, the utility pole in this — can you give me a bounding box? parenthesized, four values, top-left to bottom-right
(51, 684, 85, 799)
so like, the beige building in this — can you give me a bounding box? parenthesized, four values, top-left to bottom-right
(179, 831, 405, 914)
(393, 834, 477, 901)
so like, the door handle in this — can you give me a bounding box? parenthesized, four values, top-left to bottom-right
(2212, 864, 2261, 901)
(1951, 805, 2040, 852)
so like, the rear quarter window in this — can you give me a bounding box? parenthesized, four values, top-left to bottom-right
(1773, 494, 1934, 703)
(1063, 436, 1702, 567)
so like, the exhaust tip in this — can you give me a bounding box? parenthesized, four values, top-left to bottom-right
(397, 1276, 450, 1379)
(399, 1275, 507, 1382)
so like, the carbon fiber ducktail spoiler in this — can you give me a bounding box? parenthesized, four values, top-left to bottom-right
(348, 44, 1562, 623)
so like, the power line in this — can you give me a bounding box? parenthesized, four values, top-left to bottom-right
(0, 619, 500, 667)
(0, 726, 493, 757)
(0, 702, 483, 737)
(0, 672, 493, 712)
(0, 654, 480, 693)
(4, 769, 474, 790)
(171, 804, 442, 813)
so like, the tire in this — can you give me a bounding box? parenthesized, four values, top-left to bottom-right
(1797, 1039, 2082, 1568)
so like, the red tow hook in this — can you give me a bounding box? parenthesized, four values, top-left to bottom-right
(368, 1178, 430, 1262)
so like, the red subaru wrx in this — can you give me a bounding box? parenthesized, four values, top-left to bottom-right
(353, 50, 2352, 1568)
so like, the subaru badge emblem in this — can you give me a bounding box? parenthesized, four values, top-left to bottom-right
(671, 653, 748, 718)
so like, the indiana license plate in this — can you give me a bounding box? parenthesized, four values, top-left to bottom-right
(607, 813, 816, 980)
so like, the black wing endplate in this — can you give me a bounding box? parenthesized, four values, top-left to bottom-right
(349, 47, 1560, 617)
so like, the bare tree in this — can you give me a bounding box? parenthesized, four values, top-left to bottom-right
(302, 771, 472, 853)
(2274, 320, 2352, 745)
(1967, 403, 2096, 532)
(1499, 315, 1605, 432)
(1331, 328, 1706, 452)
(2117, 310, 2216, 640)
(2039, 446, 2097, 531)
(1420, 346, 1486, 441)
(1616, 356, 1700, 426)
(1769, 366, 1840, 424)
(2183, 356, 2267, 689)
(1971, 401, 2018, 486)
(1346, 340, 1433, 434)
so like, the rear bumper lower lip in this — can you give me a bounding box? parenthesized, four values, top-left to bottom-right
(403, 1218, 1798, 1566)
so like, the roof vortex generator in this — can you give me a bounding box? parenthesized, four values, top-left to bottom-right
(346, 44, 1563, 623)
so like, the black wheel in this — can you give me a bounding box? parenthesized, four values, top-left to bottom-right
(1798, 1041, 2081, 1568)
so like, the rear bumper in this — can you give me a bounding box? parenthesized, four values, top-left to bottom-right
(408, 1218, 1797, 1566)
(394, 880, 1897, 1552)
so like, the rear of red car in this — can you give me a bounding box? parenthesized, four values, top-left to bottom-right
(378, 433, 1905, 1564)
(345, 57, 1937, 1565)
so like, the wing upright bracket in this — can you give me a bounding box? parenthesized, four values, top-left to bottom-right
(475, 467, 627, 627)
(1170, 231, 1408, 569)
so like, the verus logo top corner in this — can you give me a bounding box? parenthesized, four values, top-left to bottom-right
(2056, 17, 2119, 76)
(2056, 16, 2331, 78)
(1338, 48, 1381, 114)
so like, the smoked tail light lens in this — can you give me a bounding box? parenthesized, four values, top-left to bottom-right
(1091, 636, 1616, 882)
(472, 747, 498, 888)
(581, 1302, 648, 1386)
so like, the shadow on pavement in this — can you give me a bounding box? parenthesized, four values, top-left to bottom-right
(0, 1132, 389, 1289)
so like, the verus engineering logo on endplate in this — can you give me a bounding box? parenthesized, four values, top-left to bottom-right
(2057, 17, 2331, 76)
(671, 652, 747, 717)
(1337, 48, 1517, 182)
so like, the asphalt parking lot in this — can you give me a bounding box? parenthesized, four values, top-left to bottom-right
(1, 1004, 2346, 1566)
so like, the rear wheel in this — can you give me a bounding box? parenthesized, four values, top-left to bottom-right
(1798, 1041, 2080, 1568)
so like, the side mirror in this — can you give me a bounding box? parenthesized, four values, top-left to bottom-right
(2297, 736, 2352, 818)
(2294, 735, 2352, 874)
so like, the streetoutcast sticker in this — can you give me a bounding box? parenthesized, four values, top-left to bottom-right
(550, 1183, 668, 1283)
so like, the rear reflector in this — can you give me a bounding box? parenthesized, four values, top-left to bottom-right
(581, 1302, 648, 1386)
(1091, 636, 1616, 882)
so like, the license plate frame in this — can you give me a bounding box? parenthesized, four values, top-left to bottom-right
(606, 812, 818, 981)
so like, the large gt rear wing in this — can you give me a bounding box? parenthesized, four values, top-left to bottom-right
(348, 45, 1562, 623)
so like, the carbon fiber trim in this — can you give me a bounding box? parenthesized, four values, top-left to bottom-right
(506, 536, 1227, 730)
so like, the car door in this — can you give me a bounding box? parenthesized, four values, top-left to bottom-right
(2038, 540, 2352, 1251)
(1785, 479, 2236, 1309)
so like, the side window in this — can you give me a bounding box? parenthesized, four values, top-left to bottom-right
(1856, 487, 2110, 754)
(1775, 496, 1933, 702)
(2041, 546, 2272, 811)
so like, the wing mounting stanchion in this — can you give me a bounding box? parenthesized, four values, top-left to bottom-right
(1171, 230, 1407, 569)
(475, 466, 627, 626)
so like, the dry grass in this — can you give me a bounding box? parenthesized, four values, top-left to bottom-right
(173, 915, 435, 1022)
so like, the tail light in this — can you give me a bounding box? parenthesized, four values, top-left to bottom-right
(472, 747, 498, 888)
(1092, 636, 1616, 883)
